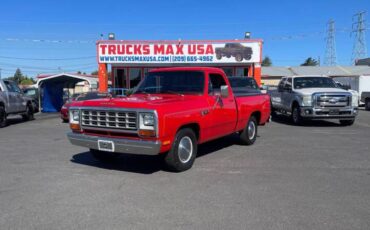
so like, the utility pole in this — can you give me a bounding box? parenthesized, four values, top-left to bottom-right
(324, 19, 337, 66)
(351, 11, 367, 65)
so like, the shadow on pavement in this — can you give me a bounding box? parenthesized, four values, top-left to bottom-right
(70, 134, 240, 174)
(271, 114, 345, 127)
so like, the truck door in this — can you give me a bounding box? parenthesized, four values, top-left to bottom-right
(281, 77, 293, 111)
(3, 81, 19, 113)
(206, 73, 238, 139)
(272, 78, 286, 109)
(11, 81, 26, 112)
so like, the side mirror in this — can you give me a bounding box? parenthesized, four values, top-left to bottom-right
(220, 85, 229, 98)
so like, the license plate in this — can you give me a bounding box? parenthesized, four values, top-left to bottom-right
(98, 140, 115, 152)
(329, 109, 339, 115)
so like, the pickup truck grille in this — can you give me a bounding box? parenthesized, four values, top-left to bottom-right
(81, 110, 137, 131)
(315, 94, 350, 108)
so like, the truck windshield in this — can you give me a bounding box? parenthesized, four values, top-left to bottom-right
(294, 77, 336, 89)
(134, 71, 205, 95)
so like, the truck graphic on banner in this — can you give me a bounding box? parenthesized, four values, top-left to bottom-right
(215, 43, 253, 62)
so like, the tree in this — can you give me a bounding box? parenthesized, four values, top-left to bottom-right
(20, 79, 34, 85)
(13, 68, 23, 84)
(262, 56, 272, 66)
(301, 57, 319, 66)
(91, 70, 98, 75)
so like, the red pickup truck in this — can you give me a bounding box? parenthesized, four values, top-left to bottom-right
(67, 67, 270, 172)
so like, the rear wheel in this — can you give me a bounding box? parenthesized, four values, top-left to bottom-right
(365, 99, 370, 111)
(22, 104, 34, 121)
(239, 116, 258, 145)
(164, 128, 197, 172)
(0, 106, 7, 128)
(216, 52, 222, 60)
(339, 119, 355, 126)
(90, 149, 119, 162)
(291, 105, 302, 125)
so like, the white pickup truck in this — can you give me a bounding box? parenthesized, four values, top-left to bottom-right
(269, 75, 358, 126)
(0, 79, 34, 127)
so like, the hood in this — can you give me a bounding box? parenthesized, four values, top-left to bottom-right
(69, 94, 202, 110)
(294, 87, 349, 95)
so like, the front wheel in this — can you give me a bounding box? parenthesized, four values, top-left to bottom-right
(22, 104, 34, 121)
(235, 53, 243, 62)
(291, 105, 302, 125)
(164, 128, 197, 172)
(239, 116, 258, 145)
(0, 106, 7, 128)
(339, 119, 355, 126)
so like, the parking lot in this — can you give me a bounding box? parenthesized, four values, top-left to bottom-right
(0, 110, 370, 230)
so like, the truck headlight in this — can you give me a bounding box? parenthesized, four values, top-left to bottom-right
(139, 112, 156, 137)
(352, 94, 359, 107)
(69, 110, 80, 124)
(69, 110, 81, 131)
(301, 95, 312, 106)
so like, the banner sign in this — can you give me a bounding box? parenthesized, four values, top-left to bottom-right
(97, 41, 261, 64)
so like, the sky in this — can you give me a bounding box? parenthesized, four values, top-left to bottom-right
(0, 0, 369, 78)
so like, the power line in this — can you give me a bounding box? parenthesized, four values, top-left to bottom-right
(324, 19, 337, 66)
(351, 11, 368, 64)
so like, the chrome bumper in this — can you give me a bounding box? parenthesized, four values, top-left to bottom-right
(300, 107, 358, 119)
(67, 132, 161, 155)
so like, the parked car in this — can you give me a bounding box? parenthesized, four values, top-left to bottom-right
(361, 92, 370, 110)
(0, 79, 34, 127)
(67, 67, 271, 172)
(23, 87, 39, 113)
(215, 43, 253, 62)
(269, 75, 359, 125)
(61, 92, 109, 122)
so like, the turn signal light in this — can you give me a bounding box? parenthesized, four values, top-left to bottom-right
(70, 123, 81, 131)
(139, 129, 156, 137)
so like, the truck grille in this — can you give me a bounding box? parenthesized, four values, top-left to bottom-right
(81, 110, 137, 130)
(315, 93, 350, 108)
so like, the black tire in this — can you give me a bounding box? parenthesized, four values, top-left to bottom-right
(339, 119, 355, 126)
(164, 128, 197, 172)
(235, 53, 243, 62)
(239, 116, 258, 145)
(90, 149, 119, 162)
(226, 54, 231, 58)
(22, 104, 34, 121)
(291, 105, 302, 125)
(62, 118, 69, 123)
(365, 99, 370, 111)
(216, 52, 222, 60)
(0, 106, 7, 128)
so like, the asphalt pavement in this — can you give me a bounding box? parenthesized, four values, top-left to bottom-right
(0, 110, 369, 230)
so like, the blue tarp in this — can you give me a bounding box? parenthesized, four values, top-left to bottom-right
(41, 82, 64, 112)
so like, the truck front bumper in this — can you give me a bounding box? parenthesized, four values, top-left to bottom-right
(299, 106, 358, 120)
(67, 132, 161, 155)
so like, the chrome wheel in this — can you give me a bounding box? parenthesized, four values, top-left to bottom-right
(248, 120, 256, 140)
(178, 136, 193, 163)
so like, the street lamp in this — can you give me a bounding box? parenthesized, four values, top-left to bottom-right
(245, 32, 251, 39)
(108, 33, 115, 40)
